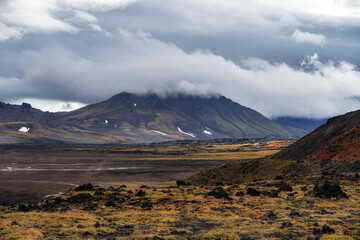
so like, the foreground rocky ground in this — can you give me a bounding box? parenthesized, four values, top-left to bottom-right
(0, 180, 359, 240)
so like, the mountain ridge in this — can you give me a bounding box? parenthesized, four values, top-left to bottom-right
(0, 92, 307, 144)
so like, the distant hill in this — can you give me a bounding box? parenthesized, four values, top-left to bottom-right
(188, 110, 360, 185)
(273, 117, 326, 132)
(0, 92, 306, 144)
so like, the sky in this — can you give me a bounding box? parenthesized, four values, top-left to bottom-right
(0, 0, 359, 118)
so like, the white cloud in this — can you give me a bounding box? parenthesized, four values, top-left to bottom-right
(1, 30, 359, 119)
(0, 0, 136, 41)
(291, 29, 327, 46)
(0, 22, 23, 41)
(12, 98, 85, 112)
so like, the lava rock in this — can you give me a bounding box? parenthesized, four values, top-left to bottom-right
(94, 222, 100, 228)
(307, 181, 348, 199)
(75, 183, 94, 191)
(141, 202, 153, 210)
(261, 190, 279, 197)
(322, 225, 335, 234)
(278, 182, 293, 192)
(235, 191, 245, 197)
(246, 187, 260, 196)
(140, 185, 150, 189)
(265, 210, 276, 219)
(116, 225, 135, 236)
(11, 221, 20, 226)
(176, 180, 188, 187)
(289, 210, 301, 217)
(67, 193, 92, 203)
(82, 202, 97, 211)
(105, 201, 116, 207)
(135, 190, 146, 197)
(280, 222, 293, 229)
(206, 187, 229, 199)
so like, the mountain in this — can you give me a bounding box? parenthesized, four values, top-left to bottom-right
(187, 109, 360, 185)
(272, 117, 326, 132)
(0, 92, 306, 144)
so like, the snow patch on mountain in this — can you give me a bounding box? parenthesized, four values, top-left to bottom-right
(177, 127, 196, 138)
(151, 130, 168, 136)
(18, 127, 30, 133)
(204, 130, 212, 135)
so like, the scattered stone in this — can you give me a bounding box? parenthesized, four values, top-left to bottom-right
(82, 231, 92, 237)
(11, 221, 20, 226)
(322, 225, 335, 234)
(140, 185, 150, 189)
(94, 190, 104, 196)
(280, 222, 293, 228)
(82, 202, 97, 211)
(206, 187, 229, 199)
(307, 181, 348, 199)
(312, 228, 322, 235)
(320, 209, 330, 215)
(75, 183, 94, 191)
(105, 201, 116, 207)
(265, 210, 276, 219)
(261, 190, 279, 197)
(77, 224, 84, 228)
(53, 197, 64, 204)
(235, 191, 245, 197)
(18, 204, 37, 212)
(289, 210, 301, 217)
(274, 175, 283, 180)
(301, 186, 308, 191)
(153, 236, 166, 240)
(246, 188, 260, 196)
(135, 190, 146, 197)
(278, 182, 293, 192)
(176, 180, 188, 187)
(94, 222, 100, 228)
(141, 202, 153, 210)
(119, 184, 127, 188)
(67, 193, 92, 203)
(116, 225, 135, 236)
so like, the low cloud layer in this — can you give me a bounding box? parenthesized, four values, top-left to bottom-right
(1, 30, 360, 118)
(0, 0, 359, 119)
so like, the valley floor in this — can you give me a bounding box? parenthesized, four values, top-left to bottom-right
(0, 138, 292, 204)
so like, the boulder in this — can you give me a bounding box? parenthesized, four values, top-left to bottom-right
(207, 187, 229, 199)
(307, 181, 348, 199)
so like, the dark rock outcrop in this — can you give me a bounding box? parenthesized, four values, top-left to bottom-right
(307, 182, 348, 199)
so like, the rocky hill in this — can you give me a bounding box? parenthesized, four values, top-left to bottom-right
(187, 110, 360, 185)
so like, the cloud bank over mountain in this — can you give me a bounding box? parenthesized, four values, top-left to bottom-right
(0, 0, 359, 118)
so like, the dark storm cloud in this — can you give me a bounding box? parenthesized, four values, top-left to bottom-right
(0, 0, 360, 117)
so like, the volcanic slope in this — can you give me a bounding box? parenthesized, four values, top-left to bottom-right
(0, 92, 306, 144)
(187, 110, 360, 185)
